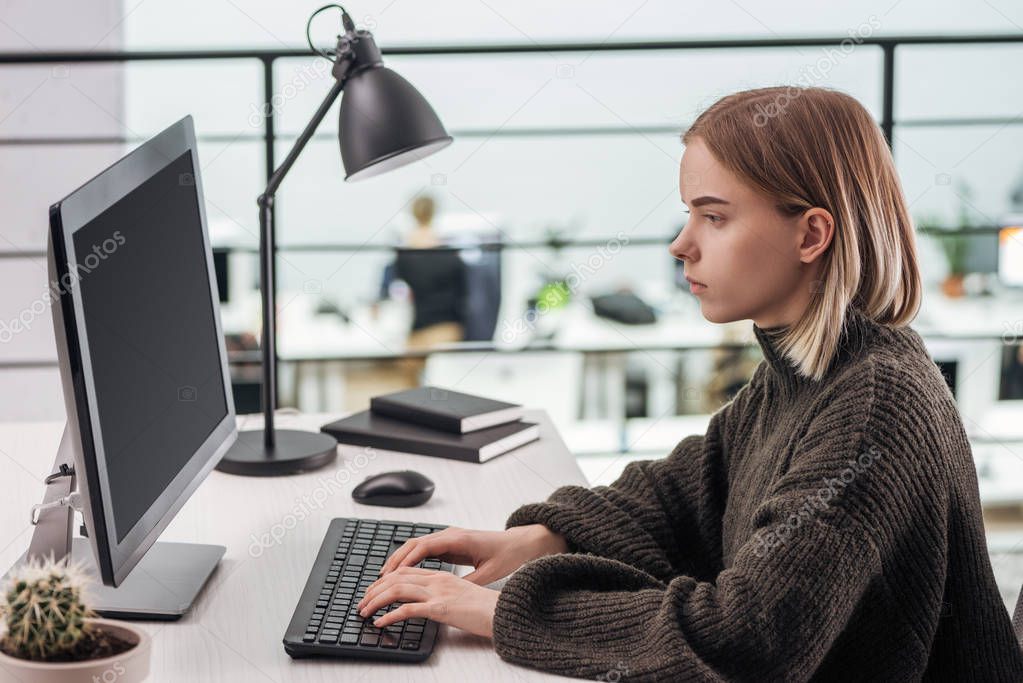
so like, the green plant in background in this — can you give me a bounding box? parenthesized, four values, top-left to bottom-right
(925, 220, 969, 277)
(917, 178, 981, 277)
(536, 280, 571, 309)
(0, 556, 95, 661)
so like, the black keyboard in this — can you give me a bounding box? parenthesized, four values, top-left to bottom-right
(283, 517, 453, 662)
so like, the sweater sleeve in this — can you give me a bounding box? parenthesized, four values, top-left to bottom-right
(504, 372, 760, 581)
(493, 361, 940, 681)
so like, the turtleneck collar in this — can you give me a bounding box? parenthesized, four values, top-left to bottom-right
(752, 306, 878, 395)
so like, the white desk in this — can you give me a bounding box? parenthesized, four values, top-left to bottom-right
(0, 410, 585, 682)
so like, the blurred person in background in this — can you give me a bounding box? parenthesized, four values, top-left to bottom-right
(385, 194, 466, 384)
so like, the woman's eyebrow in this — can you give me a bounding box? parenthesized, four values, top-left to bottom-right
(687, 195, 731, 208)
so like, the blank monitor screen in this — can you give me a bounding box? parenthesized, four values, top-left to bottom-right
(73, 149, 228, 542)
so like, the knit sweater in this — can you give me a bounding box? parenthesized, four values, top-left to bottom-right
(492, 306, 1023, 682)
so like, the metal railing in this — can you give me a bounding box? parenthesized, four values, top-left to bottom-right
(1, 32, 1022, 374)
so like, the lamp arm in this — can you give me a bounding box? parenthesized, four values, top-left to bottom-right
(254, 50, 351, 447)
(261, 76, 346, 201)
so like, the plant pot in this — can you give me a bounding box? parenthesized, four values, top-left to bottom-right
(941, 273, 966, 298)
(0, 618, 150, 683)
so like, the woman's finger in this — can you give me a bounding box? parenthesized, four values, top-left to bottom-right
(381, 530, 456, 575)
(379, 537, 423, 576)
(372, 602, 429, 629)
(461, 564, 496, 585)
(359, 567, 434, 610)
(383, 529, 471, 576)
(394, 539, 451, 572)
(359, 583, 428, 619)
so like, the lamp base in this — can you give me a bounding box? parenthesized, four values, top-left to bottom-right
(216, 429, 338, 476)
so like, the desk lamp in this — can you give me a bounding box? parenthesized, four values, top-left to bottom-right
(216, 4, 453, 475)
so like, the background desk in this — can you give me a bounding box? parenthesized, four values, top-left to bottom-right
(0, 410, 584, 682)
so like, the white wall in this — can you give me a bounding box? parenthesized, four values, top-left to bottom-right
(0, 0, 126, 421)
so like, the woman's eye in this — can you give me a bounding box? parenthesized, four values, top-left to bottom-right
(704, 214, 723, 224)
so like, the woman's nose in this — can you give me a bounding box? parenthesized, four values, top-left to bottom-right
(669, 227, 693, 261)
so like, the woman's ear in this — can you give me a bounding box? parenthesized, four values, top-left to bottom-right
(798, 207, 835, 264)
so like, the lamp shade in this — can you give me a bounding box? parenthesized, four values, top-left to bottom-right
(339, 66, 453, 182)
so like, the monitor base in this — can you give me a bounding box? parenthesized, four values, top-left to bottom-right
(215, 429, 337, 476)
(7, 539, 224, 620)
(74, 539, 224, 620)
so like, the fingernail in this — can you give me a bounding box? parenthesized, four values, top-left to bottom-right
(373, 619, 381, 626)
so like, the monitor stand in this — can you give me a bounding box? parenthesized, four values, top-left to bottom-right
(8, 424, 224, 620)
(70, 539, 223, 620)
(10, 539, 224, 621)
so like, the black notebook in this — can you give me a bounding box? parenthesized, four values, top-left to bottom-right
(370, 386, 523, 434)
(321, 411, 539, 463)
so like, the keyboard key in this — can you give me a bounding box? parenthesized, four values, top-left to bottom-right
(380, 633, 400, 648)
(339, 633, 359, 645)
(401, 641, 420, 650)
(359, 634, 379, 647)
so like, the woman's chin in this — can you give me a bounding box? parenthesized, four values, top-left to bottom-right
(698, 302, 742, 325)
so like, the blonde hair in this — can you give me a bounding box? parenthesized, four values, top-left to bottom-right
(411, 195, 435, 226)
(682, 86, 922, 380)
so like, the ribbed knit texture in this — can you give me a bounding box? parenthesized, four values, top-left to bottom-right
(492, 306, 1023, 682)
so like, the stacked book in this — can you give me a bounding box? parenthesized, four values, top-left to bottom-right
(320, 387, 539, 463)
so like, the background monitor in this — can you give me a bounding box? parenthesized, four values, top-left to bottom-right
(999, 225, 1023, 287)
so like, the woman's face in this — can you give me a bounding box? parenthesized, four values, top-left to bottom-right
(669, 136, 831, 328)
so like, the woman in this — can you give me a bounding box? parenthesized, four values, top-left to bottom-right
(356, 87, 1023, 680)
(389, 194, 466, 385)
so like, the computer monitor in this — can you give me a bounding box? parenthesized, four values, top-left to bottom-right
(999, 224, 1023, 287)
(960, 231, 999, 275)
(12, 116, 236, 619)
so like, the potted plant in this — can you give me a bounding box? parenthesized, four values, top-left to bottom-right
(937, 230, 969, 298)
(918, 212, 969, 299)
(0, 557, 151, 683)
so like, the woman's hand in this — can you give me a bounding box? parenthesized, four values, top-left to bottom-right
(357, 567, 499, 638)
(377, 524, 568, 586)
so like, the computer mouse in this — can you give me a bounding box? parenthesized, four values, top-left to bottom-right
(352, 470, 435, 508)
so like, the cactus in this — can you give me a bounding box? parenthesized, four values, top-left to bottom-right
(0, 555, 96, 661)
